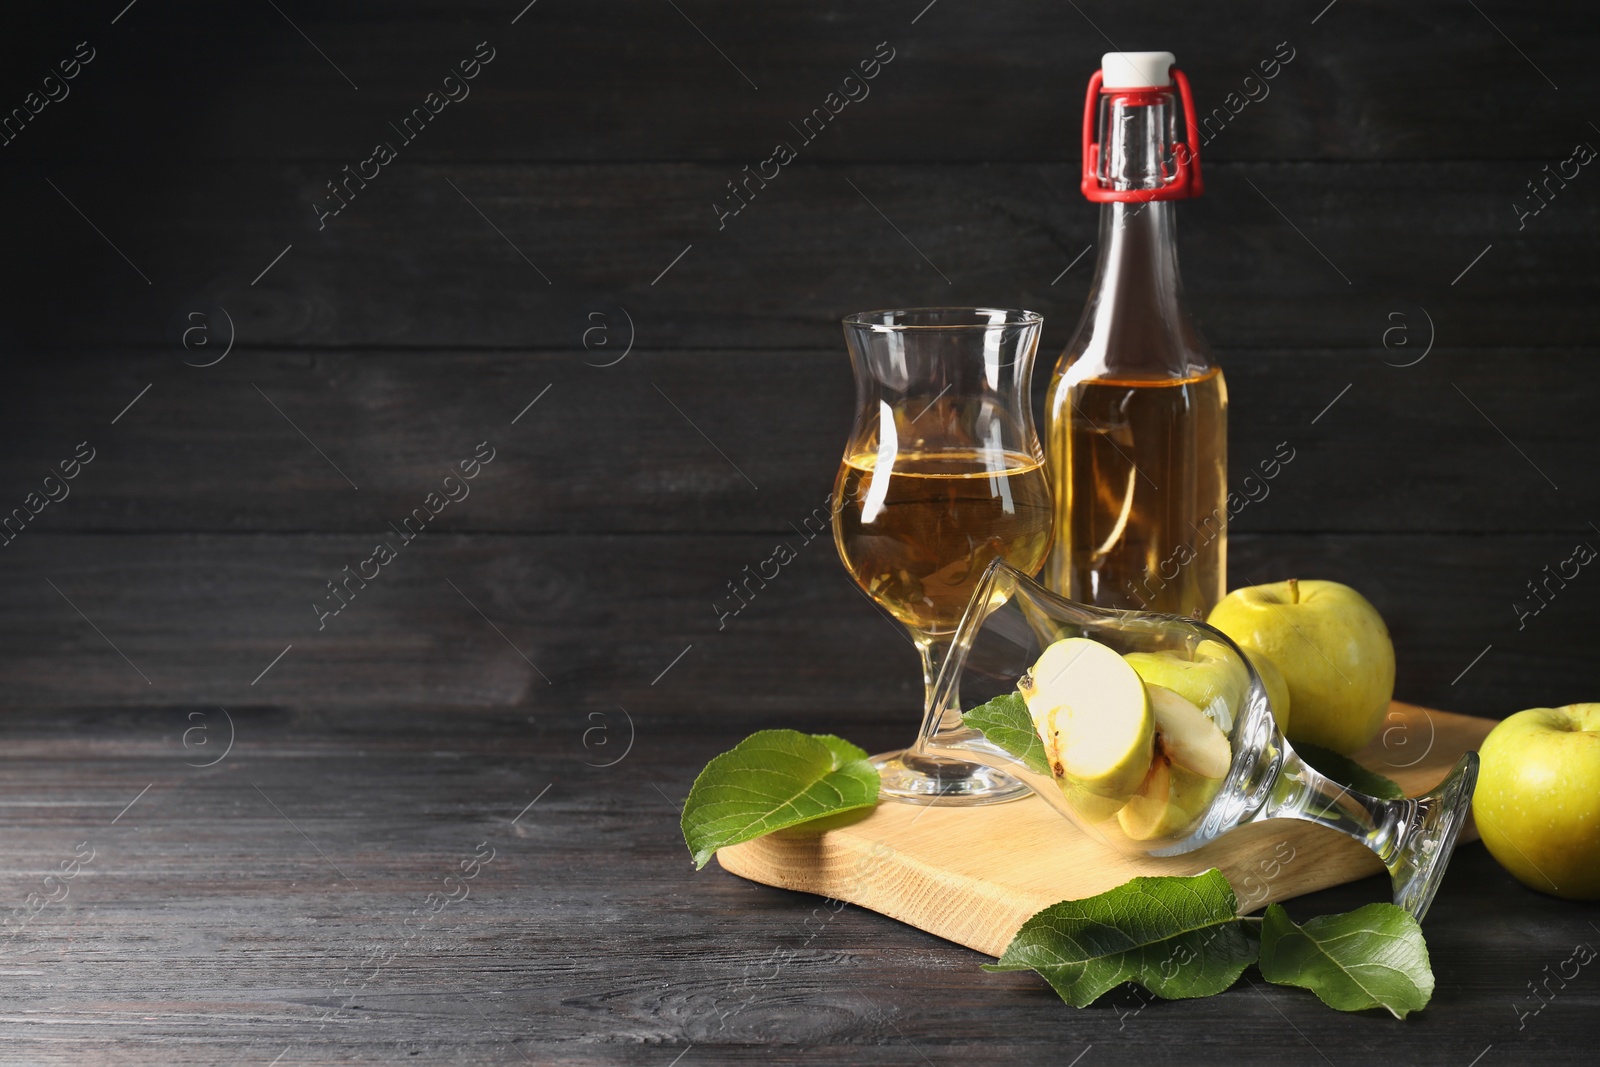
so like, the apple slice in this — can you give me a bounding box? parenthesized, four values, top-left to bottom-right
(1119, 757, 1179, 841)
(1116, 685, 1231, 842)
(1021, 638, 1153, 801)
(1117, 755, 1225, 842)
(1145, 684, 1231, 780)
(1058, 775, 1130, 824)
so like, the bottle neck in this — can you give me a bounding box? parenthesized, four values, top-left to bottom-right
(1066, 198, 1206, 379)
(1094, 199, 1185, 318)
(1066, 86, 1210, 379)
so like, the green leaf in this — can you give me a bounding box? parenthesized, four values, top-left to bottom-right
(1258, 902, 1434, 1018)
(1296, 743, 1405, 800)
(985, 869, 1257, 1006)
(681, 730, 879, 869)
(961, 693, 1049, 776)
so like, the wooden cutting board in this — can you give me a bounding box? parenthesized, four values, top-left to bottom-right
(717, 702, 1492, 958)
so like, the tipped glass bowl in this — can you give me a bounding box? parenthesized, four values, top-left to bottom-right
(907, 559, 1478, 921)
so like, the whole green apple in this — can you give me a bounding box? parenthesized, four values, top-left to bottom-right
(1242, 648, 1292, 735)
(1206, 579, 1393, 755)
(1473, 704, 1600, 900)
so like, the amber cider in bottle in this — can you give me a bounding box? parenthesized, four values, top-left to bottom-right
(1044, 50, 1227, 617)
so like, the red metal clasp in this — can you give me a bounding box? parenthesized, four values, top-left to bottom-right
(1079, 67, 1204, 202)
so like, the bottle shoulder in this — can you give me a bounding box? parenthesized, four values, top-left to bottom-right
(1047, 341, 1222, 392)
(1045, 359, 1227, 426)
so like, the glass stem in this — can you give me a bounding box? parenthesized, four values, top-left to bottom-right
(910, 628, 961, 752)
(1258, 747, 1410, 871)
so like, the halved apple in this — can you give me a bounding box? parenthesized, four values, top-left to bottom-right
(1117, 684, 1232, 842)
(1021, 638, 1153, 802)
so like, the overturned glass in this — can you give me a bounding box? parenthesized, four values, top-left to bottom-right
(912, 558, 1478, 921)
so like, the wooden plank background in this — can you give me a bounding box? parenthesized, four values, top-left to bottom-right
(1, 1, 1597, 1062)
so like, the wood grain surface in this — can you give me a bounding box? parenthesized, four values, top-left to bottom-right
(0, 532, 1587, 718)
(2, 1, 1595, 164)
(0, 347, 1593, 536)
(3, 161, 1597, 351)
(717, 703, 1492, 957)
(0, 705, 1588, 1066)
(2, 0, 1597, 1061)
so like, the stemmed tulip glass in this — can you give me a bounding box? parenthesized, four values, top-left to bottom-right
(915, 558, 1479, 920)
(833, 308, 1054, 805)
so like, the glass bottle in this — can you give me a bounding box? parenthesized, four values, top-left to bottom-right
(1044, 51, 1227, 619)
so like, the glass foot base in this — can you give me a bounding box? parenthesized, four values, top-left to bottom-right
(872, 749, 1031, 806)
(1389, 752, 1480, 922)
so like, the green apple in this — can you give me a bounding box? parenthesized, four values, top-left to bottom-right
(1117, 685, 1231, 841)
(1057, 776, 1130, 824)
(1118, 757, 1222, 842)
(1206, 579, 1393, 755)
(1021, 638, 1153, 801)
(1123, 645, 1249, 731)
(1242, 647, 1292, 734)
(1473, 704, 1600, 900)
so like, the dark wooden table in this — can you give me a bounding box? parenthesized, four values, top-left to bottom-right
(3, 1, 1598, 1062)
(0, 706, 1592, 1065)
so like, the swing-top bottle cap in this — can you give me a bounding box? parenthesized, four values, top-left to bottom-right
(1100, 51, 1175, 90)
(1081, 51, 1202, 201)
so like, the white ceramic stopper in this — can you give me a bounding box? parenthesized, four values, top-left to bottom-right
(1101, 51, 1175, 89)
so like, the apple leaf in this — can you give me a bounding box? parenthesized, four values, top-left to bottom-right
(1258, 902, 1434, 1018)
(1295, 743, 1405, 800)
(681, 730, 879, 868)
(985, 869, 1257, 1006)
(961, 692, 1050, 776)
